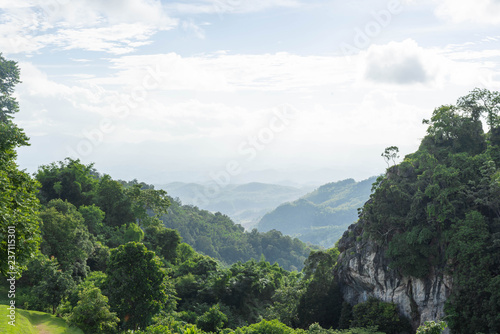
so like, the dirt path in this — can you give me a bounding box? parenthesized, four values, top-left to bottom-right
(35, 323, 50, 334)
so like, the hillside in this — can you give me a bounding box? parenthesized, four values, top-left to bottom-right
(335, 89, 500, 333)
(258, 177, 377, 247)
(158, 182, 314, 229)
(0, 282, 84, 334)
(160, 196, 316, 271)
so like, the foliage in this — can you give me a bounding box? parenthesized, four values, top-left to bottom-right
(196, 304, 228, 333)
(162, 181, 312, 231)
(96, 174, 135, 228)
(0, 304, 84, 334)
(350, 297, 411, 334)
(126, 184, 170, 227)
(415, 320, 447, 334)
(266, 273, 304, 327)
(105, 242, 176, 330)
(358, 89, 500, 333)
(258, 177, 377, 248)
(0, 54, 41, 276)
(197, 258, 290, 326)
(21, 254, 76, 314)
(297, 248, 342, 329)
(123, 222, 145, 242)
(381, 146, 400, 167)
(87, 241, 110, 272)
(78, 204, 105, 236)
(39, 199, 93, 278)
(144, 225, 182, 262)
(68, 286, 119, 334)
(338, 302, 353, 329)
(236, 319, 296, 334)
(135, 316, 203, 334)
(36, 158, 99, 207)
(162, 200, 314, 271)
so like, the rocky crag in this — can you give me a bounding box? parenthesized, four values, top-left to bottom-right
(335, 220, 452, 331)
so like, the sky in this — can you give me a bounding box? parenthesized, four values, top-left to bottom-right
(2, 0, 500, 186)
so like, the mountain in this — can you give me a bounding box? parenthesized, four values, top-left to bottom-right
(157, 182, 315, 229)
(257, 177, 377, 247)
(160, 196, 317, 271)
(335, 91, 500, 333)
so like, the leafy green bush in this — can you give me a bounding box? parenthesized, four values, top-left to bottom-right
(68, 287, 119, 334)
(196, 304, 228, 333)
(416, 321, 447, 334)
(351, 298, 411, 334)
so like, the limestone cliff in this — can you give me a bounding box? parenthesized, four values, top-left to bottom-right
(335, 220, 452, 331)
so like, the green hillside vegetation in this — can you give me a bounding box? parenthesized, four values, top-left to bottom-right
(161, 199, 314, 270)
(160, 182, 314, 229)
(258, 177, 377, 247)
(3, 55, 492, 334)
(32, 157, 314, 272)
(357, 88, 500, 333)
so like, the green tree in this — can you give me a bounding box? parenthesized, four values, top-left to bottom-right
(87, 242, 110, 272)
(36, 158, 99, 207)
(79, 204, 105, 236)
(267, 273, 304, 327)
(196, 304, 228, 333)
(106, 242, 176, 330)
(416, 321, 447, 334)
(297, 248, 342, 329)
(39, 199, 93, 278)
(381, 146, 399, 167)
(124, 222, 144, 243)
(457, 88, 500, 129)
(69, 286, 120, 334)
(350, 297, 411, 334)
(144, 225, 182, 262)
(96, 174, 135, 228)
(444, 211, 492, 334)
(126, 184, 170, 227)
(0, 54, 41, 276)
(24, 254, 76, 314)
(237, 319, 295, 334)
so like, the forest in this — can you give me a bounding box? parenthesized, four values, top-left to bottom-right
(1, 53, 499, 334)
(258, 177, 376, 247)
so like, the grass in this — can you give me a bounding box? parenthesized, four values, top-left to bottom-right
(0, 305, 84, 334)
(0, 281, 83, 334)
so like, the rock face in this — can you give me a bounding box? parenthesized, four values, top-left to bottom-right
(335, 221, 452, 331)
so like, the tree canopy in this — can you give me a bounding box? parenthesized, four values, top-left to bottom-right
(0, 54, 41, 276)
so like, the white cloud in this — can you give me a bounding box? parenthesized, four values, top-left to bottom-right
(181, 20, 206, 39)
(435, 0, 500, 24)
(0, 0, 177, 55)
(166, 0, 301, 15)
(51, 24, 158, 55)
(362, 39, 440, 85)
(86, 52, 355, 92)
(359, 39, 490, 89)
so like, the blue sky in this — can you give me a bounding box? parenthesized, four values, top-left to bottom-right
(2, 0, 500, 185)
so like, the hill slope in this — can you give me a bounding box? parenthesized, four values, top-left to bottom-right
(158, 182, 314, 229)
(160, 197, 317, 271)
(258, 177, 377, 247)
(335, 89, 500, 333)
(0, 304, 83, 334)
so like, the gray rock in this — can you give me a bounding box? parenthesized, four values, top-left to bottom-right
(335, 222, 452, 332)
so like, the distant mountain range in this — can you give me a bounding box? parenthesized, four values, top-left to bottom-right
(257, 177, 377, 247)
(157, 182, 315, 229)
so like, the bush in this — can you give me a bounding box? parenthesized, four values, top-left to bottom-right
(351, 297, 411, 334)
(416, 321, 447, 334)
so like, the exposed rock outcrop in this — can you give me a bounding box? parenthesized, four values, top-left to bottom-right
(335, 221, 452, 331)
